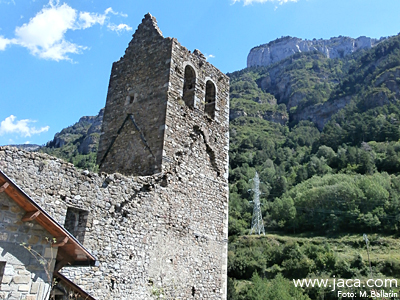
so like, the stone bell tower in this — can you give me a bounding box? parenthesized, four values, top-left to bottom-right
(97, 13, 229, 179)
(97, 13, 230, 299)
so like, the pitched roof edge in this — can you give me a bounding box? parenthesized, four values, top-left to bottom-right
(55, 272, 97, 300)
(0, 169, 97, 266)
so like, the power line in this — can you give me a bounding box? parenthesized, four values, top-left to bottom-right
(249, 172, 266, 235)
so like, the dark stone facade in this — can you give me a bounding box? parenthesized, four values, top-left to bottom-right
(97, 13, 229, 179)
(0, 13, 229, 300)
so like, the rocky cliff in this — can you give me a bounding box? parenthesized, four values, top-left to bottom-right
(247, 36, 382, 68)
(291, 96, 352, 130)
(45, 108, 103, 155)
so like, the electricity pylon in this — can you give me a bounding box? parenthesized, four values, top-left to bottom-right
(249, 172, 265, 235)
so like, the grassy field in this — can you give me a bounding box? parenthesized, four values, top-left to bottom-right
(230, 233, 400, 299)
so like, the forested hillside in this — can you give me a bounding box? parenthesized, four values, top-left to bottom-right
(229, 33, 400, 230)
(38, 33, 400, 299)
(39, 109, 103, 171)
(227, 33, 400, 299)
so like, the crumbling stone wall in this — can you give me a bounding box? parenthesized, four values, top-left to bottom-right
(158, 37, 230, 300)
(0, 145, 228, 299)
(1, 147, 156, 299)
(97, 14, 172, 176)
(97, 13, 230, 181)
(96, 13, 229, 299)
(0, 190, 57, 300)
(0, 12, 229, 300)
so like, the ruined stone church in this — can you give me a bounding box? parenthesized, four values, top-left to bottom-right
(0, 13, 229, 299)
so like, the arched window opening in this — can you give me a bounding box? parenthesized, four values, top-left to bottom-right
(183, 65, 196, 108)
(204, 80, 216, 119)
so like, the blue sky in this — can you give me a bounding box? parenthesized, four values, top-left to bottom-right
(1, 0, 399, 146)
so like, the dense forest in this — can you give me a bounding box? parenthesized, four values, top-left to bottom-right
(227, 33, 400, 299)
(38, 33, 400, 299)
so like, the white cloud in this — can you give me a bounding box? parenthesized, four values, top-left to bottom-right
(0, 36, 14, 50)
(0, 0, 132, 61)
(78, 11, 106, 29)
(0, 0, 16, 4)
(205, 54, 215, 60)
(0, 115, 49, 137)
(104, 7, 117, 15)
(76, 6, 127, 30)
(233, 0, 298, 5)
(107, 23, 132, 33)
(14, 1, 79, 60)
(39, 39, 85, 61)
(104, 7, 128, 18)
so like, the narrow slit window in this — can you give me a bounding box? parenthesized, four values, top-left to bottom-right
(0, 262, 5, 284)
(183, 65, 196, 108)
(204, 80, 216, 119)
(64, 207, 89, 243)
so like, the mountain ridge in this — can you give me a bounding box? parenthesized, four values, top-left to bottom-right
(247, 35, 386, 68)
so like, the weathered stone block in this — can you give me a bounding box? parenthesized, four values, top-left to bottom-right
(27, 235, 41, 244)
(1, 275, 12, 286)
(10, 206, 20, 213)
(6, 291, 21, 300)
(18, 283, 31, 291)
(0, 232, 8, 241)
(1, 283, 11, 291)
(13, 275, 31, 284)
(30, 282, 41, 294)
(17, 269, 31, 276)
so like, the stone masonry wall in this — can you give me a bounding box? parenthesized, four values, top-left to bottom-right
(0, 12, 229, 300)
(95, 13, 229, 299)
(97, 14, 172, 176)
(0, 146, 228, 299)
(0, 190, 57, 300)
(1, 147, 156, 299)
(160, 38, 230, 299)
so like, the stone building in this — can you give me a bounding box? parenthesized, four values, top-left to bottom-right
(0, 170, 96, 300)
(0, 13, 229, 300)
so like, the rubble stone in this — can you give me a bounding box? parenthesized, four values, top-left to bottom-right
(0, 13, 229, 300)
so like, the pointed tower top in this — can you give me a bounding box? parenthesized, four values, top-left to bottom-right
(132, 13, 163, 40)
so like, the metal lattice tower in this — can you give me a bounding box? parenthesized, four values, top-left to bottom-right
(249, 172, 265, 235)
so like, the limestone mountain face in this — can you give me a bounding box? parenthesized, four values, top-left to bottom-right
(247, 36, 381, 68)
(78, 109, 104, 154)
(230, 33, 400, 132)
(45, 108, 104, 155)
(291, 96, 352, 130)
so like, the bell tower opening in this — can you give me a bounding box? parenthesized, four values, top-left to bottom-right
(183, 65, 196, 108)
(204, 80, 216, 119)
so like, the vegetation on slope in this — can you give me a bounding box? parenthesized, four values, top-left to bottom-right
(227, 33, 400, 299)
(39, 111, 103, 171)
(228, 234, 400, 300)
